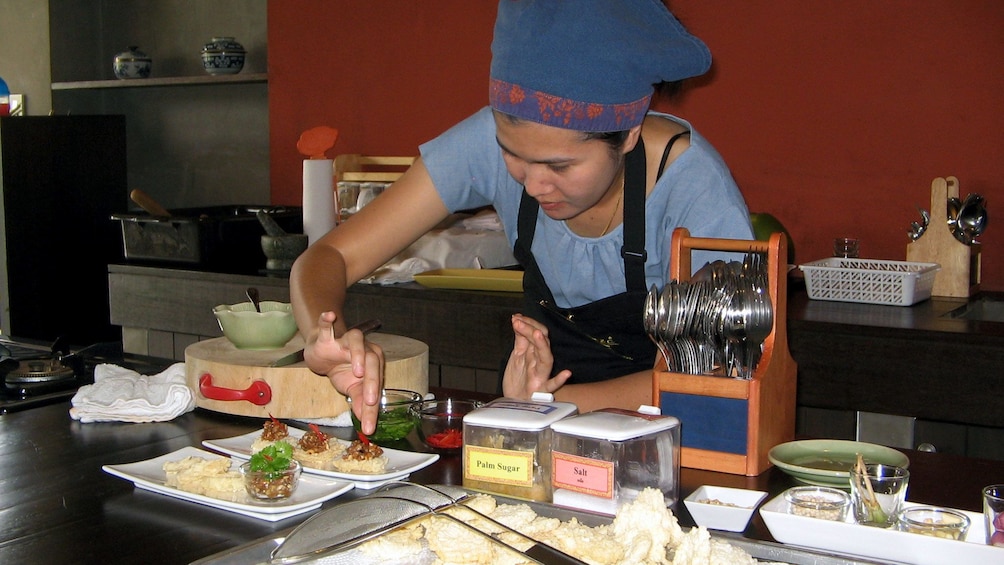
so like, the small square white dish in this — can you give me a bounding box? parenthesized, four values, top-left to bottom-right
(684, 485, 767, 532)
(202, 428, 439, 488)
(103, 446, 354, 522)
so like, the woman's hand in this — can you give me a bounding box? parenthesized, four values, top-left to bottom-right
(304, 311, 384, 434)
(502, 313, 572, 399)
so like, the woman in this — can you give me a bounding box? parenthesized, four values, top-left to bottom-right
(290, 0, 753, 433)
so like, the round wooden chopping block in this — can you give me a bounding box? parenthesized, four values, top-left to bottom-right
(185, 333, 428, 418)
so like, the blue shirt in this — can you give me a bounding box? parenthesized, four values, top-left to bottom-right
(420, 106, 753, 308)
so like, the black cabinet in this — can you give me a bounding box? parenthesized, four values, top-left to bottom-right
(0, 115, 127, 345)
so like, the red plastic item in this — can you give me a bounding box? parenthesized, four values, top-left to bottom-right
(199, 373, 272, 405)
(296, 126, 339, 159)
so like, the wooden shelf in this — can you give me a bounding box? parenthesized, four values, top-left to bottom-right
(51, 73, 268, 91)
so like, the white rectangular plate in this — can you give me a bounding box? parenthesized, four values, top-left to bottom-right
(103, 446, 354, 522)
(203, 429, 439, 488)
(760, 493, 999, 564)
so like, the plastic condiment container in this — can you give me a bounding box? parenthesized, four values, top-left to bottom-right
(549, 406, 681, 515)
(462, 393, 577, 502)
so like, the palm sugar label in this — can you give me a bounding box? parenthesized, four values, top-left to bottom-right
(464, 446, 534, 486)
(552, 451, 614, 498)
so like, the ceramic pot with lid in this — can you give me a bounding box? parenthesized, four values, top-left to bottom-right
(201, 37, 246, 75)
(113, 46, 152, 79)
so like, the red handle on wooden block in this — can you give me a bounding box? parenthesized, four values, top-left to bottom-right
(199, 373, 272, 405)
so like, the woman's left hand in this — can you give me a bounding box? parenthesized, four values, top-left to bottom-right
(502, 313, 572, 399)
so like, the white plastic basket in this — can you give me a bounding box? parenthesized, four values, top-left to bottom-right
(799, 258, 941, 306)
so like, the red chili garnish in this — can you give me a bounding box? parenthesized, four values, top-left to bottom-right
(308, 423, 328, 441)
(356, 430, 371, 445)
(425, 428, 463, 449)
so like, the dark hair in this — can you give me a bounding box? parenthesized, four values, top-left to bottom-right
(582, 80, 684, 152)
(494, 109, 631, 154)
(654, 80, 685, 99)
(581, 130, 631, 154)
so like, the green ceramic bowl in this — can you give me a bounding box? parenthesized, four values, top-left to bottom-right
(213, 301, 298, 350)
(768, 439, 909, 489)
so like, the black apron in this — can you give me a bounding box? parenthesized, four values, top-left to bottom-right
(511, 137, 658, 384)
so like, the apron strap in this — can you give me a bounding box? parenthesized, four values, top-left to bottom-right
(621, 137, 647, 291)
(515, 138, 650, 297)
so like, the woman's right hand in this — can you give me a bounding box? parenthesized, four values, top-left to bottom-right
(502, 313, 572, 399)
(304, 311, 384, 435)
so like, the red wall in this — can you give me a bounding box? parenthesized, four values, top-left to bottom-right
(270, 1, 1003, 291)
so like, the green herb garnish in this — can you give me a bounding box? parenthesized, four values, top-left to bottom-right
(249, 440, 293, 480)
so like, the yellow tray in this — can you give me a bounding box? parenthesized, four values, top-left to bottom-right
(413, 269, 523, 292)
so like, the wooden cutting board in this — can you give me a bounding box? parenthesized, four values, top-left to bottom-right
(185, 334, 428, 418)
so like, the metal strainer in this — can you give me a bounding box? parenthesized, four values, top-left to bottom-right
(269, 483, 587, 565)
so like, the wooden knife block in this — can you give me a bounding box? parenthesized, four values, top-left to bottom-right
(653, 228, 797, 476)
(906, 176, 981, 298)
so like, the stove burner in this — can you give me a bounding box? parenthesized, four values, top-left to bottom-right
(0, 337, 175, 413)
(6, 358, 76, 384)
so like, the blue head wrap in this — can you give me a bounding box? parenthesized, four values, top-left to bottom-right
(489, 0, 711, 131)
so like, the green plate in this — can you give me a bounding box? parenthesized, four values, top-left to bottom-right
(768, 440, 909, 489)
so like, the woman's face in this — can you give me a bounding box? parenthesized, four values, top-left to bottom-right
(494, 113, 625, 221)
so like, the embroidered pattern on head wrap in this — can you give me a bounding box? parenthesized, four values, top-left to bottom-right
(490, 78, 652, 131)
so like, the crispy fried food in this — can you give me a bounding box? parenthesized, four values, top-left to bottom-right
(611, 487, 685, 563)
(356, 487, 756, 565)
(163, 456, 244, 503)
(343, 439, 384, 460)
(261, 415, 288, 442)
(298, 424, 330, 454)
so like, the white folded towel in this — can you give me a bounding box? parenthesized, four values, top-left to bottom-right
(69, 362, 195, 423)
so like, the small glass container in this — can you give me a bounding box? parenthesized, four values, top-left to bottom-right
(348, 388, 421, 445)
(240, 459, 301, 501)
(897, 506, 971, 540)
(833, 237, 860, 258)
(413, 398, 483, 453)
(784, 486, 851, 521)
(549, 406, 680, 515)
(336, 181, 361, 219)
(462, 393, 578, 502)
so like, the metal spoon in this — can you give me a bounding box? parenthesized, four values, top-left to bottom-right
(246, 287, 261, 312)
(958, 198, 988, 243)
(955, 194, 987, 245)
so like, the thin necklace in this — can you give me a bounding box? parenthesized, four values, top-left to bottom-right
(599, 179, 624, 237)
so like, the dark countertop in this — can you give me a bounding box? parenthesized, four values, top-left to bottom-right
(108, 262, 1003, 338)
(787, 277, 1004, 340)
(2, 391, 1002, 564)
(108, 263, 1004, 434)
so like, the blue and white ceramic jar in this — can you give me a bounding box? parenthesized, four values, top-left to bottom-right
(113, 46, 152, 79)
(201, 37, 246, 75)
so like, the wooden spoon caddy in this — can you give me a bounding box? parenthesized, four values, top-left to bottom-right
(652, 228, 797, 476)
(906, 176, 982, 298)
